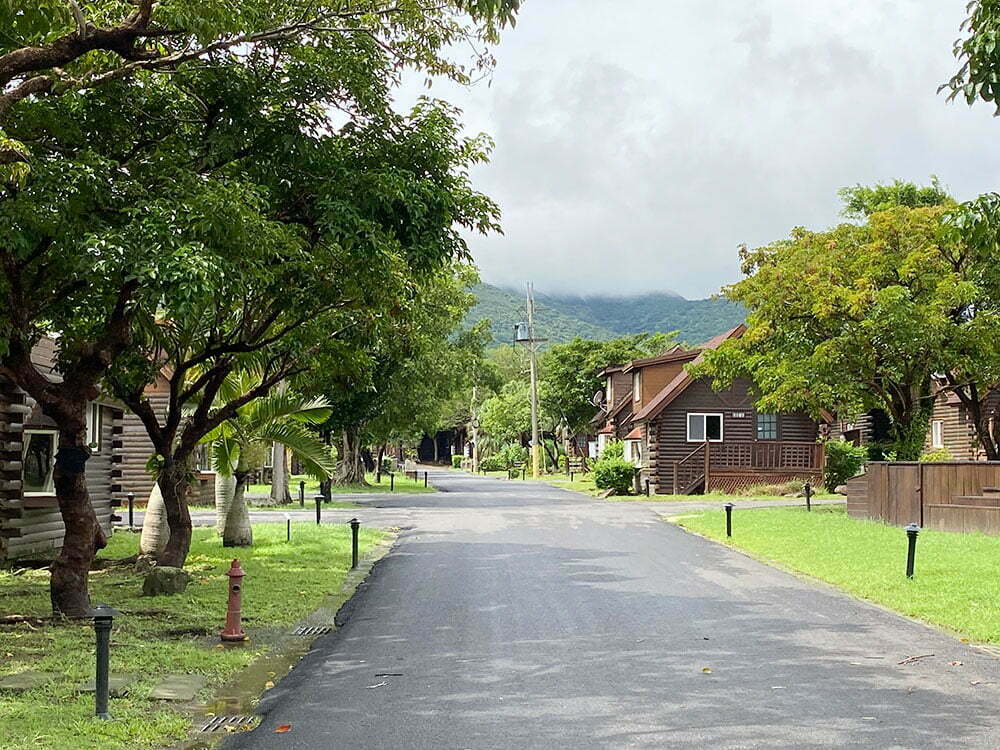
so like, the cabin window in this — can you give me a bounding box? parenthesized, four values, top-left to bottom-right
(931, 420, 944, 449)
(625, 439, 643, 466)
(22, 430, 58, 495)
(632, 371, 641, 402)
(687, 413, 723, 442)
(86, 402, 102, 450)
(756, 413, 778, 440)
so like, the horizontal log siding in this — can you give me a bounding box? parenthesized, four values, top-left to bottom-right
(119, 383, 170, 504)
(651, 377, 819, 494)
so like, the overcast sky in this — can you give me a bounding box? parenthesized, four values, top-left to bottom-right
(395, 2, 1000, 300)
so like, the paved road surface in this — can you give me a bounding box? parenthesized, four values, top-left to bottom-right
(221, 469, 1000, 749)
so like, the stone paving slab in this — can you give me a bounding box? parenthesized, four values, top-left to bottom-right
(76, 674, 139, 697)
(0, 671, 61, 692)
(149, 674, 207, 701)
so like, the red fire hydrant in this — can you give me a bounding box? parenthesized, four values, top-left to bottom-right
(220, 559, 247, 642)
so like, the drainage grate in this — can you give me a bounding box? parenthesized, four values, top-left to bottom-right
(292, 625, 332, 636)
(199, 715, 256, 733)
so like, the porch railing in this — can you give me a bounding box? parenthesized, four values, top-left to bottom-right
(709, 441, 824, 472)
(672, 443, 707, 494)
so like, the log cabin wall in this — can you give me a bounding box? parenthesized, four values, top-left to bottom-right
(650, 377, 819, 493)
(118, 375, 171, 504)
(0, 378, 118, 563)
(922, 389, 1000, 461)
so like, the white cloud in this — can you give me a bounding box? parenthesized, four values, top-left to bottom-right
(395, 1, 999, 298)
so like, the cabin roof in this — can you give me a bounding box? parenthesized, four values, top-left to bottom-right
(622, 345, 694, 373)
(631, 325, 746, 423)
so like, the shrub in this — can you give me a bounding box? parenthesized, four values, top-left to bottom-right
(558, 454, 569, 473)
(451, 455, 464, 469)
(593, 457, 635, 495)
(600, 439, 624, 460)
(739, 479, 806, 497)
(480, 455, 504, 471)
(919, 447, 953, 462)
(824, 440, 867, 489)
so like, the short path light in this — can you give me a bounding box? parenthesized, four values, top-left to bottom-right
(285, 513, 291, 543)
(299, 480, 305, 507)
(350, 518, 361, 569)
(89, 603, 121, 720)
(905, 523, 920, 578)
(127, 493, 135, 530)
(804, 482, 812, 512)
(314, 494, 323, 525)
(724, 502, 734, 538)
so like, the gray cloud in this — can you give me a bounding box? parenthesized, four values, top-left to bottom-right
(396, 1, 999, 298)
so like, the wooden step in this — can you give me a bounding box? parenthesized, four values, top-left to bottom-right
(982, 487, 1000, 494)
(953, 495, 1000, 508)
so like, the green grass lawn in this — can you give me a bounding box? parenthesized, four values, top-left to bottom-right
(247, 472, 433, 496)
(0, 523, 385, 750)
(677, 505, 1000, 644)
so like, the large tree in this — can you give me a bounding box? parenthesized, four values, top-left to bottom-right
(538, 333, 676, 437)
(0, 1, 518, 615)
(697, 199, 975, 460)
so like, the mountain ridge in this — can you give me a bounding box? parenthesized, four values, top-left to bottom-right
(465, 283, 746, 345)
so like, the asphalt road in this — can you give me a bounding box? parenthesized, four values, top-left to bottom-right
(222, 469, 1000, 749)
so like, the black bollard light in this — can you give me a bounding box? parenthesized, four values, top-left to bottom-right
(905, 523, 920, 578)
(390, 472, 395, 492)
(299, 480, 305, 508)
(127, 492, 134, 531)
(645, 479, 650, 497)
(424, 471, 428, 488)
(570, 470, 575, 482)
(285, 513, 291, 543)
(350, 518, 360, 569)
(314, 494, 323, 525)
(804, 482, 812, 512)
(724, 502, 734, 538)
(521, 467, 526, 481)
(90, 603, 120, 720)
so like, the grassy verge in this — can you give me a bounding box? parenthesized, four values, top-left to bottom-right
(0, 523, 385, 750)
(247, 472, 432, 496)
(676, 505, 1000, 644)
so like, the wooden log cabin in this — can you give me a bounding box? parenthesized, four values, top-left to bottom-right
(595, 325, 824, 494)
(0, 337, 124, 563)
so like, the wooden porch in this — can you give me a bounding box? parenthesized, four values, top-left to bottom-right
(669, 440, 825, 495)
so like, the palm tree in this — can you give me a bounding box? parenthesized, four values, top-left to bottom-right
(206, 375, 334, 546)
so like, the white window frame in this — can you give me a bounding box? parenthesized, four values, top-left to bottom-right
(687, 413, 724, 443)
(86, 402, 102, 450)
(625, 439, 643, 467)
(633, 370, 641, 402)
(597, 432, 609, 455)
(931, 419, 944, 449)
(606, 376, 613, 406)
(22, 429, 58, 495)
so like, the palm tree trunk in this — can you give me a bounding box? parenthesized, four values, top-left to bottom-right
(269, 442, 291, 504)
(214, 472, 236, 536)
(223, 471, 253, 547)
(140, 483, 169, 557)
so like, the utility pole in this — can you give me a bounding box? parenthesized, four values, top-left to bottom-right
(514, 284, 546, 479)
(471, 384, 480, 474)
(526, 283, 541, 478)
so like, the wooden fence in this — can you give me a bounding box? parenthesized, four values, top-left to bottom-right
(849, 461, 1000, 535)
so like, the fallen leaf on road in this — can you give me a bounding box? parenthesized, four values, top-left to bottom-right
(366, 681, 388, 689)
(264, 681, 274, 689)
(701, 668, 712, 674)
(771, 686, 785, 690)
(897, 654, 934, 665)
(970, 680, 995, 686)
(949, 661, 963, 667)
(275, 725, 292, 733)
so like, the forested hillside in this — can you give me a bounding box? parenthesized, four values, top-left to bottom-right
(466, 283, 745, 345)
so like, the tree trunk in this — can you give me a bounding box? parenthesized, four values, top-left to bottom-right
(214, 472, 236, 536)
(269, 442, 291, 504)
(140, 483, 169, 557)
(50, 420, 106, 617)
(335, 427, 367, 484)
(223, 471, 253, 547)
(156, 460, 193, 568)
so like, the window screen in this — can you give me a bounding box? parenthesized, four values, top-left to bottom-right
(757, 413, 778, 440)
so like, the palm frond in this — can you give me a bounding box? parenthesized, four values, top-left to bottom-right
(257, 421, 335, 479)
(211, 437, 240, 477)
